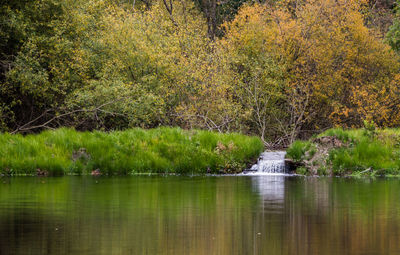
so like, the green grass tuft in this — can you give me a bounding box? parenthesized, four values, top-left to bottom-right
(0, 127, 263, 176)
(288, 127, 400, 176)
(286, 140, 312, 162)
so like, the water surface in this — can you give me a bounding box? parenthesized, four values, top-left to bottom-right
(0, 176, 399, 255)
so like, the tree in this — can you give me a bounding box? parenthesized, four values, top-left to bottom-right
(220, 0, 400, 146)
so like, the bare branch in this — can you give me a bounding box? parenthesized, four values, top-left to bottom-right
(163, 0, 178, 26)
(12, 98, 128, 134)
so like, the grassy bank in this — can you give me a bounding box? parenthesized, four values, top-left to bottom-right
(0, 128, 264, 176)
(286, 127, 400, 176)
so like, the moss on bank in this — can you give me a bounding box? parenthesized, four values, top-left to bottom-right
(286, 127, 400, 176)
(0, 128, 264, 176)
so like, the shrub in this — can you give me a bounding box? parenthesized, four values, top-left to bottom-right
(286, 141, 311, 162)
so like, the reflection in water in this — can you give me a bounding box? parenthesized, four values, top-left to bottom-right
(252, 176, 285, 213)
(0, 176, 399, 255)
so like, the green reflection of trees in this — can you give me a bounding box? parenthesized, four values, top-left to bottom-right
(0, 177, 399, 255)
(0, 176, 259, 254)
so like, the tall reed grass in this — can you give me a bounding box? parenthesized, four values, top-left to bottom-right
(286, 128, 400, 176)
(0, 127, 264, 175)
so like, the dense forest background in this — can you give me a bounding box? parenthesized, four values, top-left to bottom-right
(2, 0, 400, 147)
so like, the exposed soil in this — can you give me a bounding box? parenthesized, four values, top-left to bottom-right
(303, 136, 347, 175)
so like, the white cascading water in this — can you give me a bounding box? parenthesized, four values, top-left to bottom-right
(249, 151, 287, 173)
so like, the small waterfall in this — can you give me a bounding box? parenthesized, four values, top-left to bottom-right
(248, 151, 287, 174)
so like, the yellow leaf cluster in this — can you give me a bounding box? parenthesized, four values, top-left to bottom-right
(220, 0, 400, 137)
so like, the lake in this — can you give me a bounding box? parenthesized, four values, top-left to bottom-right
(0, 175, 399, 255)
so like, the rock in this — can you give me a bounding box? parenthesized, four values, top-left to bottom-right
(91, 169, 101, 176)
(36, 168, 48, 176)
(285, 159, 303, 173)
(72, 148, 90, 161)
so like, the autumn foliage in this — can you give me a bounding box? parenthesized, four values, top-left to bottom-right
(221, 0, 400, 145)
(1, 0, 400, 147)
